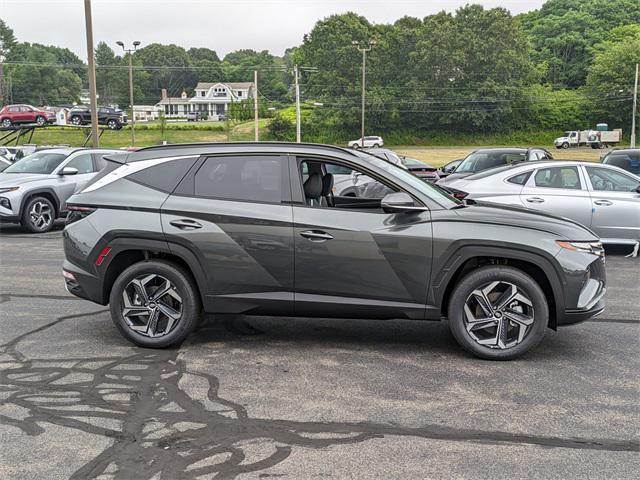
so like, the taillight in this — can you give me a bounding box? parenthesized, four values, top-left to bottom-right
(447, 188, 468, 200)
(66, 204, 97, 225)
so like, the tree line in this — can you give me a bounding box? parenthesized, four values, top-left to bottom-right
(1, 0, 639, 141)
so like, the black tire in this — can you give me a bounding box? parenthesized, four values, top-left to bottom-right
(447, 266, 548, 360)
(35, 116, 46, 126)
(1, 118, 12, 128)
(107, 119, 118, 129)
(20, 196, 55, 233)
(70, 116, 82, 126)
(352, 144, 360, 149)
(373, 143, 380, 148)
(109, 260, 202, 348)
(561, 142, 569, 149)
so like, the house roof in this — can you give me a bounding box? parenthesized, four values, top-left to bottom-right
(156, 97, 189, 105)
(195, 82, 254, 90)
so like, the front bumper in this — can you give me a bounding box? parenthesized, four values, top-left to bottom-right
(560, 290, 606, 326)
(0, 214, 19, 223)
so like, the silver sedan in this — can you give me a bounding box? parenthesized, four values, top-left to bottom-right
(439, 160, 640, 246)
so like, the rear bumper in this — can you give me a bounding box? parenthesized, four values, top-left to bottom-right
(62, 259, 106, 305)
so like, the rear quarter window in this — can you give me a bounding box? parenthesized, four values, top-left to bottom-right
(128, 157, 198, 193)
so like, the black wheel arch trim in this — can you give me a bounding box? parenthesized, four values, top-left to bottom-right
(430, 242, 565, 329)
(19, 188, 62, 218)
(91, 233, 209, 306)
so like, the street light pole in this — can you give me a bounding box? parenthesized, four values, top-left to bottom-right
(352, 40, 376, 148)
(631, 63, 638, 149)
(116, 40, 141, 147)
(83, 0, 99, 147)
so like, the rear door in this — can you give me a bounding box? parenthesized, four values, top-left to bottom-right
(161, 154, 294, 315)
(520, 165, 592, 227)
(584, 166, 640, 241)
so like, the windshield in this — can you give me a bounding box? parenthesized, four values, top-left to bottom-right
(456, 151, 526, 174)
(4, 151, 67, 174)
(354, 151, 460, 208)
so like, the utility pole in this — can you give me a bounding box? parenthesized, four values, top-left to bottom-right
(254, 70, 259, 141)
(352, 40, 376, 148)
(83, 0, 99, 147)
(631, 63, 638, 149)
(294, 65, 301, 143)
(117, 41, 141, 147)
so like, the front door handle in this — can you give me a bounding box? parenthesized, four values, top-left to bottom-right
(594, 199, 612, 206)
(169, 219, 203, 230)
(526, 197, 545, 203)
(300, 230, 334, 242)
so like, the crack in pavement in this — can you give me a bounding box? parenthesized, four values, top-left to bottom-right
(0, 295, 638, 480)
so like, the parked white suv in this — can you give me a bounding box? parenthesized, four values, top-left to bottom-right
(348, 136, 384, 149)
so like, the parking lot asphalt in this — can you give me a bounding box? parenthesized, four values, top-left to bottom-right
(0, 222, 638, 479)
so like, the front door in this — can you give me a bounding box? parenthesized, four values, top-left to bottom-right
(585, 166, 640, 241)
(161, 154, 294, 315)
(292, 157, 433, 320)
(520, 165, 592, 227)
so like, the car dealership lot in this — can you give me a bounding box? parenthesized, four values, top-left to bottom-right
(0, 224, 638, 479)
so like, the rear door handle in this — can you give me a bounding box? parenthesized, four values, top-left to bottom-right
(300, 230, 333, 242)
(594, 199, 612, 206)
(526, 197, 545, 203)
(169, 219, 203, 230)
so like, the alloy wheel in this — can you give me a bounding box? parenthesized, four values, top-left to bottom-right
(122, 274, 183, 338)
(29, 201, 53, 230)
(2, 119, 11, 128)
(463, 281, 534, 349)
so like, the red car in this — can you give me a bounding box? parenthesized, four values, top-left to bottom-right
(0, 104, 55, 128)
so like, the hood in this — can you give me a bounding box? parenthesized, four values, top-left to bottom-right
(0, 173, 51, 186)
(453, 202, 598, 241)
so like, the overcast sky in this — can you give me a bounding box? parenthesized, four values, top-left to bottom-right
(3, 0, 545, 59)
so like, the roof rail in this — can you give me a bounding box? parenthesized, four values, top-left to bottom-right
(123, 141, 360, 163)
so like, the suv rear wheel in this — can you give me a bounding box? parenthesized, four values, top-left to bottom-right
(447, 266, 547, 360)
(109, 260, 202, 348)
(107, 119, 119, 129)
(21, 196, 55, 233)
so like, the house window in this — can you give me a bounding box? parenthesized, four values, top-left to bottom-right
(237, 91, 242, 97)
(201, 91, 205, 97)
(164, 105, 169, 114)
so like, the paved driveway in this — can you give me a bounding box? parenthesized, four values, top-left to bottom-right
(1, 224, 638, 479)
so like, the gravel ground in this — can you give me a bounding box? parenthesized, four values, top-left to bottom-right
(0, 222, 638, 479)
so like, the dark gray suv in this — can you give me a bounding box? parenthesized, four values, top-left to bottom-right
(62, 143, 606, 360)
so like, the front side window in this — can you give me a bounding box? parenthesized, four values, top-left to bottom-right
(4, 152, 67, 174)
(195, 155, 286, 203)
(65, 154, 95, 174)
(586, 167, 640, 192)
(534, 167, 581, 189)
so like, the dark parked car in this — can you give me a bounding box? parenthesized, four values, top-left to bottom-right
(0, 104, 55, 128)
(438, 148, 554, 185)
(62, 142, 606, 360)
(400, 155, 439, 182)
(600, 149, 640, 175)
(69, 106, 128, 130)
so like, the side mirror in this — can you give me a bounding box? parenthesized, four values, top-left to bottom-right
(381, 192, 427, 213)
(59, 167, 78, 176)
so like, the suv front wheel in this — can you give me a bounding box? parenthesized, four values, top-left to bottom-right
(21, 196, 55, 233)
(109, 260, 202, 348)
(447, 266, 547, 360)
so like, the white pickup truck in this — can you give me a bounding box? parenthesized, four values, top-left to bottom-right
(554, 127, 622, 149)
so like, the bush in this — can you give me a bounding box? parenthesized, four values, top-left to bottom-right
(266, 113, 295, 141)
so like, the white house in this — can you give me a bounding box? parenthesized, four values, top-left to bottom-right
(155, 82, 255, 120)
(132, 105, 161, 122)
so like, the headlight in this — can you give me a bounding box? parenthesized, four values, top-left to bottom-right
(0, 187, 19, 194)
(557, 241, 604, 257)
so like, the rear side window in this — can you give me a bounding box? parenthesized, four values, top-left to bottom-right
(534, 167, 581, 189)
(129, 157, 198, 193)
(194, 155, 287, 203)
